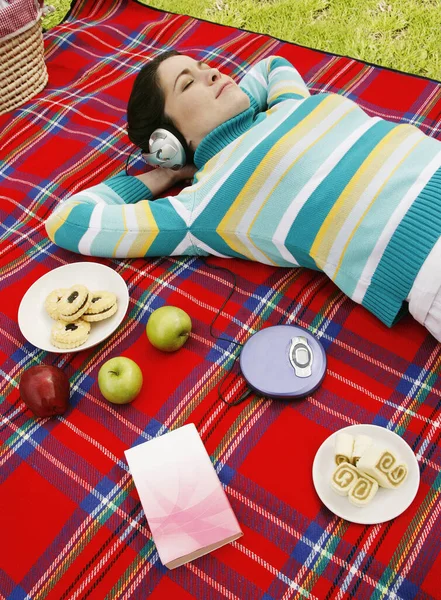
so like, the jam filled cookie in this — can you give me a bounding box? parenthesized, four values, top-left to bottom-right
(82, 291, 118, 322)
(57, 285, 91, 322)
(44, 288, 68, 320)
(51, 319, 91, 349)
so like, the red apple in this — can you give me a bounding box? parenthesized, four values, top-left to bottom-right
(19, 365, 70, 417)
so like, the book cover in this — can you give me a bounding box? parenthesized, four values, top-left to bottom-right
(124, 423, 243, 569)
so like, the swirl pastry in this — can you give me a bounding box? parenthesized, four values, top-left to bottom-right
(352, 434, 373, 465)
(348, 472, 379, 506)
(330, 462, 359, 496)
(334, 432, 354, 465)
(386, 463, 408, 488)
(356, 446, 398, 488)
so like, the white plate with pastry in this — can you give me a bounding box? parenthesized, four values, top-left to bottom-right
(18, 262, 129, 353)
(312, 424, 420, 524)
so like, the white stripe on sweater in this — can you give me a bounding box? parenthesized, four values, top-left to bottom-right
(79, 190, 108, 204)
(172, 231, 230, 257)
(238, 99, 357, 234)
(273, 117, 383, 264)
(168, 195, 192, 225)
(113, 205, 139, 257)
(235, 231, 276, 264)
(78, 204, 104, 254)
(189, 103, 299, 225)
(326, 129, 425, 279)
(353, 148, 441, 303)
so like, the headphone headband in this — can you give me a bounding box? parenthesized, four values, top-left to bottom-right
(142, 127, 187, 170)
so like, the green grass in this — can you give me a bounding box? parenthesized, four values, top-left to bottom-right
(44, 0, 441, 81)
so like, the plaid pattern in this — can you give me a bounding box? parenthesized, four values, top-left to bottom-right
(1, 0, 440, 597)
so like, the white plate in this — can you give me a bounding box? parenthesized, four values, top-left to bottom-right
(18, 262, 129, 353)
(312, 424, 420, 524)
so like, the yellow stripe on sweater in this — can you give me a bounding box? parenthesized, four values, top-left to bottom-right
(112, 206, 126, 258)
(218, 95, 349, 259)
(268, 83, 309, 104)
(127, 201, 159, 257)
(45, 202, 81, 242)
(310, 124, 424, 268)
(332, 135, 425, 278)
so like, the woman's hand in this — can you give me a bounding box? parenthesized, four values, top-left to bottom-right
(171, 163, 198, 185)
(135, 163, 197, 197)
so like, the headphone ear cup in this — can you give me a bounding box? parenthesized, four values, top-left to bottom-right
(142, 126, 190, 170)
(165, 124, 191, 163)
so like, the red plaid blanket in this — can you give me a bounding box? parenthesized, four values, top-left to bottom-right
(1, 1, 440, 598)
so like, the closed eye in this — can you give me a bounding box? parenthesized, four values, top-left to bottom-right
(174, 61, 212, 92)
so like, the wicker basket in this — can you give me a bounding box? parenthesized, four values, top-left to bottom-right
(0, 18, 48, 116)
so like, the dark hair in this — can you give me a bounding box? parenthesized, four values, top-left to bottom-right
(127, 50, 181, 152)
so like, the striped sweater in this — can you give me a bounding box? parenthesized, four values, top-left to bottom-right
(46, 56, 441, 327)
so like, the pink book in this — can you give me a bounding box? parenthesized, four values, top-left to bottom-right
(124, 423, 243, 569)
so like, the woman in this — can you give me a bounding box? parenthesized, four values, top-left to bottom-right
(45, 51, 441, 341)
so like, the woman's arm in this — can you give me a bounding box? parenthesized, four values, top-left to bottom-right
(135, 163, 197, 196)
(45, 167, 196, 259)
(240, 55, 311, 112)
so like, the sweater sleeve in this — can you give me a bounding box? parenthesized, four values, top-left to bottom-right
(45, 172, 193, 258)
(239, 55, 311, 111)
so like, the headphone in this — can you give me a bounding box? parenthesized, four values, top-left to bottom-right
(141, 126, 189, 170)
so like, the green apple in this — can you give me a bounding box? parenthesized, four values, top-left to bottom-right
(146, 306, 192, 352)
(98, 357, 143, 404)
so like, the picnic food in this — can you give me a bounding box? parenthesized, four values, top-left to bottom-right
(330, 432, 408, 507)
(387, 463, 409, 487)
(357, 446, 407, 489)
(146, 306, 192, 352)
(347, 472, 379, 507)
(331, 462, 380, 506)
(330, 462, 359, 496)
(20, 365, 70, 417)
(57, 284, 91, 322)
(44, 284, 118, 349)
(51, 319, 91, 349)
(352, 434, 373, 465)
(334, 432, 354, 465)
(44, 288, 68, 320)
(97, 357, 143, 404)
(82, 291, 118, 322)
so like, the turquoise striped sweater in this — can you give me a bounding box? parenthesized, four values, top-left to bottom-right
(46, 56, 441, 327)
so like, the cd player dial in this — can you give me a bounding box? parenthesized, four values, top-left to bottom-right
(289, 336, 313, 377)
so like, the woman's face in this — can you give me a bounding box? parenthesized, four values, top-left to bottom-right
(157, 55, 250, 151)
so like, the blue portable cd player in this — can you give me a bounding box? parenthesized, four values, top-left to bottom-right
(239, 325, 327, 399)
